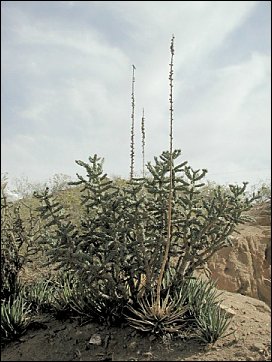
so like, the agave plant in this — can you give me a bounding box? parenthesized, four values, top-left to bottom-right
(51, 272, 81, 316)
(194, 303, 233, 343)
(1, 294, 31, 342)
(172, 278, 233, 343)
(51, 272, 126, 323)
(175, 278, 223, 314)
(23, 279, 54, 313)
(126, 289, 188, 335)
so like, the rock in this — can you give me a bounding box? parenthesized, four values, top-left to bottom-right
(89, 334, 102, 346)
(197, 203, 271, 307)
(250, 342, 265, 352)
(219, 304, 236, 317)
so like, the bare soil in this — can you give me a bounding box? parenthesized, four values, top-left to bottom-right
(1, 291, 271, 361)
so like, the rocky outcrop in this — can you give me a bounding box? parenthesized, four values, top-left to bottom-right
(206, 201, 271, 307)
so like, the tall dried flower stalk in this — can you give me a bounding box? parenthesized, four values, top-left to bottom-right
(141, 108, 146, 178)
(155, 34, 175, 312)
(130, 65, 136, 180)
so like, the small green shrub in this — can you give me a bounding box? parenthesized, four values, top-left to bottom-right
(22, 279, 55, 313)
(177, 278, 232, 343)
(1, 180, 42, 302)
(194, 302, 232, 344)
(51, 272, 92, 317)
(126, 289, 188, 335)
(50, 272, 74, 312)
(174, 278, 223, 314)
(51, 272, 127, 323)
(126, 278, 232, 342)
(1, 293, 31, 343)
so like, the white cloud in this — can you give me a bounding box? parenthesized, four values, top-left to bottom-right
(175, 52, 270, 180)
(1, 1, 270, 187)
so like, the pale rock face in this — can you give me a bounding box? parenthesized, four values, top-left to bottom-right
(196, 202, 271, 306)
(205, 202, 271, 307)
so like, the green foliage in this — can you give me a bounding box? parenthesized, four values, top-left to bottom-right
(194, 302, 232, 344)
(126, 277, 232, 342)
(174, 278, 232, 342)
(33, 150, 259, 338)
(22, 279, 55, 313)
(174, 278, 223, 314)
(34, 155, 143, 321)
(49, 272, 76, 315)
(126, 289, 188, 334)
(49, 272, 127, 323)
(1, 293, 31, 343)
(1, 182, 41, 301)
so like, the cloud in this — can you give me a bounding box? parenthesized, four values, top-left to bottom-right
(176, 51, 271, 181)
(1, 1, 270, 188)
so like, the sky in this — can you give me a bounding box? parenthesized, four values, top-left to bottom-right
(1, 1, 271, 191)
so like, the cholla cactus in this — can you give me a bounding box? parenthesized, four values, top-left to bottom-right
(35, 150, 259, 318)
(33, 35, 260, 335)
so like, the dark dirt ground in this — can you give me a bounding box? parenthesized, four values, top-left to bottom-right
(1, 291, 271, 361)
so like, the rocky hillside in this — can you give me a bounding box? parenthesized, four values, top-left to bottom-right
(206, 201, 271, 307)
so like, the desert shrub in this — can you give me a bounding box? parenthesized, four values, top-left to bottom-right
(31, 35, 259, 341)
(126, 276, 232, 341)
(176, 278, 232, 342)
(50, 272, 127, 323)
(34, 150, 259, 331)
(251, 181, 271, 204)
(22, 279, 55, 314)
(194, 302, 232, 343)
(21, 273, 86, 319)
(1, 292, 31, 343)
(174, 278, 222, 315)
(47, 272, 92, 319)
(1, 181, 42, 302)
(125, 288, 189, 335)
(34, 155, 147, 321)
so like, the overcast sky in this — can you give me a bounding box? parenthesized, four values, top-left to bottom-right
(1, 1, 271, 189)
